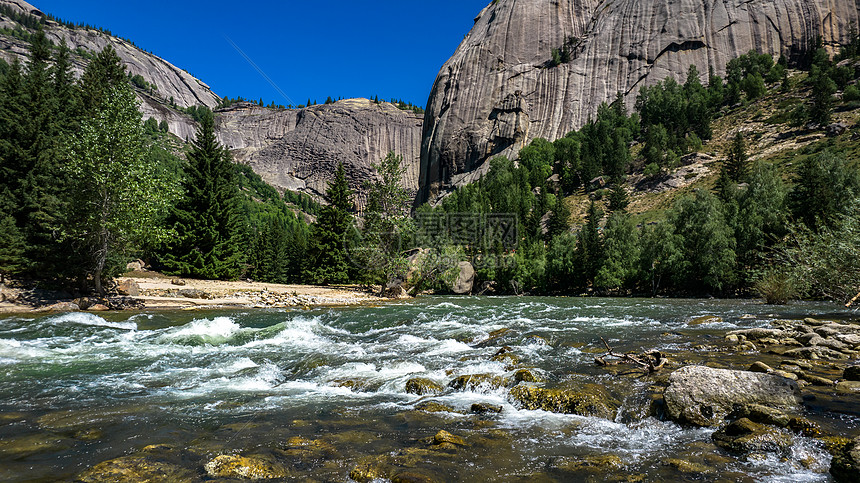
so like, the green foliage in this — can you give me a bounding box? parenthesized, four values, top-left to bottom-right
(359, 152, 414, 288)
(595, 213, 639, 290)
(735, 161, 789, 270)
(639, 221, 684, 295)
(790, 150, 860, 231)
(843, 84, 860, 103)
(305, 163, 356, 285)
(771, 200, 860, 304)
(809, 64, 836, 126)
(63, 84, 179, 293)
(158, 109, 244, 280)
(754, 267, 797, 305)
(545, 232, 578, 292)
(724, 132, 749, 182)
(725, 50, 780, 104)
(574, 201, 603, 287)
(669, 190, 737, 292)
(0, 215, 25, 283)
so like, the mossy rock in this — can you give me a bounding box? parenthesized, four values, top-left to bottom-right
(449, 374, 509, 391)
(712, 418, 793, 455)
(491, 352, 521, 367)
(551, 454, 624, 472)
(204, 454, 291, 480)
(431, 430, 468, 447)
(392, 470, 443, 483)
(471, 403, 503, 414)
(830, 436, 860, 483)
(513, 369, 544, 383)
(77, 455, 195, 483)
(349, 456, 394, 483)
(0, 433, 71, 460)
(661, 458, 713, 475)
(406, 378, 443, 395)
(414, 401, 456, 413)
(509, 384, 619, 419)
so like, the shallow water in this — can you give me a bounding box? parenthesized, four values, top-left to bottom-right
(0, 297, 857, 481)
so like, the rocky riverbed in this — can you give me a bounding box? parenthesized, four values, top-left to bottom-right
(0, 298, 857, 482)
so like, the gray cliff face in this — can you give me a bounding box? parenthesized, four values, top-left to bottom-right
(0, 0, 221, 115)
(420, 0, 860, 202)
(216, 99, 424, 209)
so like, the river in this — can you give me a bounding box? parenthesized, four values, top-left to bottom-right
(0, 297, 857, 481)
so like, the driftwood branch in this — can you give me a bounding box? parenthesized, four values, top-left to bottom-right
(595, 337, 668, 374)
(846, 290, 860, 308)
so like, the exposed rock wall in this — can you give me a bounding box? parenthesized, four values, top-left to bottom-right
(216, 99, 424, 209)
(419, 0, 860, 203)
(0, 0, 221, 113)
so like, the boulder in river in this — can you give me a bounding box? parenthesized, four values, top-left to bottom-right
(830, 436, 860, 483)
(712, 418, 793, 455)
(663, 366, 801, 427)
(510, 383, 618, 419)
(78, 454, 196, 482)
(405, 378, 443, 395)
(204, 454, 291, 479)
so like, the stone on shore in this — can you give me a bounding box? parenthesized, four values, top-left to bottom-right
(116, 279, 140, 296)
(663, 366, 801, 427)
(452, 261, 475, 295)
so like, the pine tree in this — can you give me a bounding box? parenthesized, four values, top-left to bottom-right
(79, 45, 127, 114)
(724, 132, 748, 182)
(159, 109, 244, 280)
(607, 179, 629, 213)
(305, 163, 355, 285)
(574, 201, 603, 286)
(809, 65, 836, 126)
(0, 215, 25, 284)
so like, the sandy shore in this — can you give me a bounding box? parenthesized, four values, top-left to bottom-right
(0, 273, 397, 314)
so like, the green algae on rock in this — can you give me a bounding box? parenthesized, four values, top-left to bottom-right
(712, 418, 794, 455)
(203, 453, 292, 479)
(510, 383, 619, 419)
(405, 377, 444, 395)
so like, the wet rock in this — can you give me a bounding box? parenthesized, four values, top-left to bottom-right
(392, 471, 442, 483)
(414, 401, 456, 413)
(732, 404, 821, 436)
(663, 366, 801, 427)
(797, 372, 835, 386)
(513, 369, 544, 383)
(749, 362, 773, 373)
(0, 433, 71, 459)
(804, 318, 829, 326)
(786, 359, 814, 370)
(727, 328, 785, 340)
(281, 436, 339, 459)
(471, 403, 503, 414)
(844, 365, 860, 381)
(818, 339, 851, 351)
(688, 316, 723, 326)
(521, 334, 550, 346)
(783, 346, 849, 360)
(712, 418, 793, 455)
(431, 430, 468, 447)
(204, 454, 290, 479)
(116, 279, 140, 296)
(491, 351, 521, 367)
(334, 379, 372, 391)
(829, 436, 860, 483)
(349, 456, 393, 482)
(405, 378, 443, 395)
(551, 454, 624, 472)
(836, 381, 860, 393)
(87, 304, 110, 312)
(509, 384, 618, 419)
(772, 370, 798, 381)
(816, 324, 860, 337)
(798, 333, 826, 346)
(449, 374, 509, 391)
(661, 458, 712, 475)
(77, 455, 195, 482)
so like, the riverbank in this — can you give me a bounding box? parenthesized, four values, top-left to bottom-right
(0, 272, 397, 314)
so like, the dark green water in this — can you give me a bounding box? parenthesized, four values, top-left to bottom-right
(0, 297, 857, 481)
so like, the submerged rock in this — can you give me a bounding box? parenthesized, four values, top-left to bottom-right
(0, 433, 71, 459)
(77, 455, 195, 483)
(551, 454, 624, 472)
(712, 418, 793, 455)
(509, 383, 618, 419)
(203, 454, 290, 479)
(414, 401, 456, 413)
(830, 436, 860, 483)
(661, 458, 713, 475)
(663, 366, 801, 427)
(471, 403, 503, 414)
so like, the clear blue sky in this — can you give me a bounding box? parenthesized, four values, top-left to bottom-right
(32, 0, 489, 107)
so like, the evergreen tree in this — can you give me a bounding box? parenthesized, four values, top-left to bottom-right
(670, 190, 737, 292)
(607, 179, 629, 213)
(790, 150, 860, 231)
(0, 215, 25, 284)
(546, 232, 578, 292)
(78, 45, 127, 114)
(63, 84, 179, 294)
(735, 161, 789, 270)
(305, 163, 355, 285)
(595, 213, 639, 290)
(724, 132, 748, 182)
(809, 65, 836, 126)
(639, 221, 684, 295)
(574, 201, 603, 286)
(160, 109, 244, 280)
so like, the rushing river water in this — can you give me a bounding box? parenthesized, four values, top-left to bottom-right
(0, 297, 858, 482)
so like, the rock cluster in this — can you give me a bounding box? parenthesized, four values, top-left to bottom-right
(419, 0, 860, 202)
